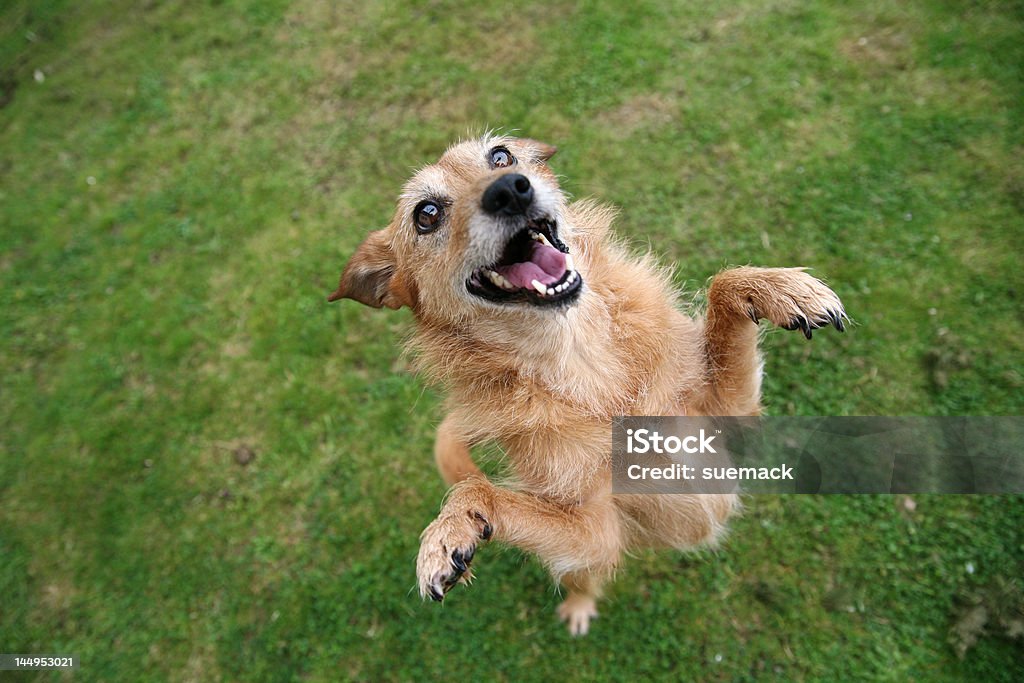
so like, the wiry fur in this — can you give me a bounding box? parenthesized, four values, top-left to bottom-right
(329, 134, 846, 636)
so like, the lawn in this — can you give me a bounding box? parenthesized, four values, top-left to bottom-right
(1, 0, 1022, 680)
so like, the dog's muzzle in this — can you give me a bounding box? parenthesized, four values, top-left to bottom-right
(466, 175, 583, 307)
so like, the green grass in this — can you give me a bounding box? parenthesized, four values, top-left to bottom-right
(2, 0, 1023, 680)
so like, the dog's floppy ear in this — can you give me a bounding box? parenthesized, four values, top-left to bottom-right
(522, 138, 558, 162)
(327, 229, 411, 309)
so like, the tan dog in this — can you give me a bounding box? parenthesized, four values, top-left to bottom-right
(329, 134, 846, 635)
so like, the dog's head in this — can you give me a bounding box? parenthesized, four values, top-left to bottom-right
(328, 135, 583, 319)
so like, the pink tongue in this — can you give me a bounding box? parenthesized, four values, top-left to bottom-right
(495, 242, 567, 288)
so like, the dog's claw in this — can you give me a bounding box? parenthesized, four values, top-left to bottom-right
(451, 549, 468, 574)
(781, 315, 815, 339)
(829, 309, 846, 332)
(442, 547, 475, 590)
(475, 512, 493, 540)
(436, 550, 473, 596)
(800, 316, 813, 339)
(789, 309, 849, 337)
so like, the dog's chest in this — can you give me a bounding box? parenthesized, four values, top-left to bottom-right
(498, 422, 611, 502)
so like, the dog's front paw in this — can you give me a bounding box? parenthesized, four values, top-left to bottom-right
(416, 510, 492, 602)
(744, 268, 847, 339)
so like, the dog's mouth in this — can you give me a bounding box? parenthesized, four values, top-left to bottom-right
(466, 217, 583, 306)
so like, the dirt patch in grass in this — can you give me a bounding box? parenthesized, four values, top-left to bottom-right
(839, 27, 914, 72)
(596, 92, 681, 136)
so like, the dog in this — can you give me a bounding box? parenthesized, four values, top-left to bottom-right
(328, 134, 846, 635)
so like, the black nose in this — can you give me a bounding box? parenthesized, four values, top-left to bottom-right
(481, 173, 533, 216)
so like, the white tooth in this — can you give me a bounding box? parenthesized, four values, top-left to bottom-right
(538, 233, 553, 247)
(556, 284, 566, 292)
(530, 230, 542, 241)
(531, 279, 548, 294)
(565, 255, 574, 271)
(547, 288, 556, 296)
(489, 270, 513, 290)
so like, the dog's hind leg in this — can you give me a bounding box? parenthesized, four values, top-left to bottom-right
(699, 266, 846, 414)
(434, 412, 483, 486)
(616, 492, 739, 550)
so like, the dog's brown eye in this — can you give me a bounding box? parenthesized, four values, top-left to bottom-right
(414, 200, 443, 233)
(490, 147, 515, 168)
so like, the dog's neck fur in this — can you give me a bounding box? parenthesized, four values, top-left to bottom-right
(413, 289, 626, 406)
